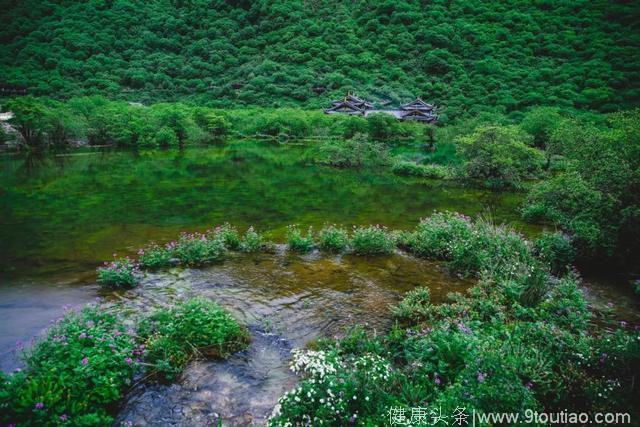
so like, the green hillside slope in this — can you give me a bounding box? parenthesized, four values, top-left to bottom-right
(1, 0, 639, 118)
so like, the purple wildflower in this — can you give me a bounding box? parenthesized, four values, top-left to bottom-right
(434, 373, 442, 386)
(125, 357, 133, 365)
(81, 357, 88, 365)
(477, 372, 486, 383)
(79, 332, 87, 339)
(35, 402, 44, 410)
(60, 414, 68, 421)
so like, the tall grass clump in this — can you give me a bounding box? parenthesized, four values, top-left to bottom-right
(286, 225, 315, 253)
(317, 224, 349, 253)
(350, 225, 395, 255)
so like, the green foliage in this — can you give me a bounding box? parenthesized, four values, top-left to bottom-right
(522, 110, 640, 266)
(317, 224, 349, 253)
(173, 232, 226, 266)
(313, 133, 390, 169)
(273, 214, 640, 425)
(456, 125, 545, 188)
(366, 113, 404, 141)
(350, 225, 395, 255)
(240, 226, 270, 252)
(391, 286, 432, 323)
(138, 298, 249, 381)
(2, 1, 639, 118)
(0, 306, 140, 426)
(153, 126, 179, 147)
(286, 225, 315, 253)
(392, 161, 448, 179)
(533, 232, 576, 275)
(203, 112, 230, 138)
(212, 223, 241, 250)
(96, 257, 140, 288)
(138, 243, 174, 270)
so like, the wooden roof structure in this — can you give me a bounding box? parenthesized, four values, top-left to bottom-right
(400, 98, 436, 111)
(324, 94, 438, 123)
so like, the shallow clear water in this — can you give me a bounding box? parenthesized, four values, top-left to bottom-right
(112, 249, 471, 425)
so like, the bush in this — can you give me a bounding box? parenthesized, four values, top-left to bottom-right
(139, 298, 249, 381)
(240, 226, 270, 252)
(350, 225, 395, 255)
(533, 232, 576, 275)
(392, 161, 448, 179)
(97, 257, 140, 288)
(154, 126, 179, 147)
(401, 211, 473, 260)
(318, 224, 349, 253)
(391, 286, 433, 323)
(366, 112, 404, 141)
(211, 223, 241, 250)
(456, 125, 546, 188)
(173, 232, 226, 266)
(138, 243, 173, 270)
(0, 306, 141, 426)
(286, 225, 315, 253)
(313, 133, 390, 168)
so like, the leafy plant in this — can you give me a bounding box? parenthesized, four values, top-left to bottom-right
(97, 257, 140, 288)
(139, 298, 249, 381)
(286, 225, 315, 253)
(350, 225, 395, 255)
(317, 224, 349, 253)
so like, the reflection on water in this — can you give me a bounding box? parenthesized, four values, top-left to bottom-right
(0, 142, 534, 280)
(114, 250, 472, 426)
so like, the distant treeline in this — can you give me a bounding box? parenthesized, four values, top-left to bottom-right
(1, 0, 639, 119)
(0, 96, 430, 149)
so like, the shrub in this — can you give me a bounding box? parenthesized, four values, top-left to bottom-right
(317, 224, 349, 253)
(366, 112, 404, 141)
(391, 286, 433, 323)
(154, 126, 179, 147)
(0, 306, 141, 426)
(211, 223, 241, 250)
(173, 232, 226, 266)
(533, 232, 576, 275)
(139, 298, 249, 381)
(402, 211, 473, 260)
(137, 243, 173, 270)
(392, 161, 447, 179)
(286, 225, 315, 253)
(97, 257, 140, 288)
(240, 226, 270, 252)
(456, 125, 545, 188)
(350, 225, 395, 255)
(313, 133, 390, 168)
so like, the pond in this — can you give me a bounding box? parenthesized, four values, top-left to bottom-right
(1, 142, 637, 424)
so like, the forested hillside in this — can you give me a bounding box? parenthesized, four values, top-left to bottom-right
(1, 0, 639, 119)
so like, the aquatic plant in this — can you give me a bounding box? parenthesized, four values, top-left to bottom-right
(211, 223, 241, 250)
(317, 224, 349, 253)
(392, 161, 448, 179)
(173, 232, 226, 266)
(350, 225, 395, 256)
(286, 225, 315, 253)
(97, 257, 140, 288)
(138, 242, 174, 270)
(0, 306, 141, 426)
(138, 298, 249, 381)
(240, 226, 271, 252)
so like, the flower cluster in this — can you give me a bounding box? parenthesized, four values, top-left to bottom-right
(97, 257, 140, 288)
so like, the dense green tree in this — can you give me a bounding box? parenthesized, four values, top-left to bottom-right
(0, 0, 638, 117)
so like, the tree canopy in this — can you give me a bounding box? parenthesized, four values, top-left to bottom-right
(1, 0, 639, 119)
